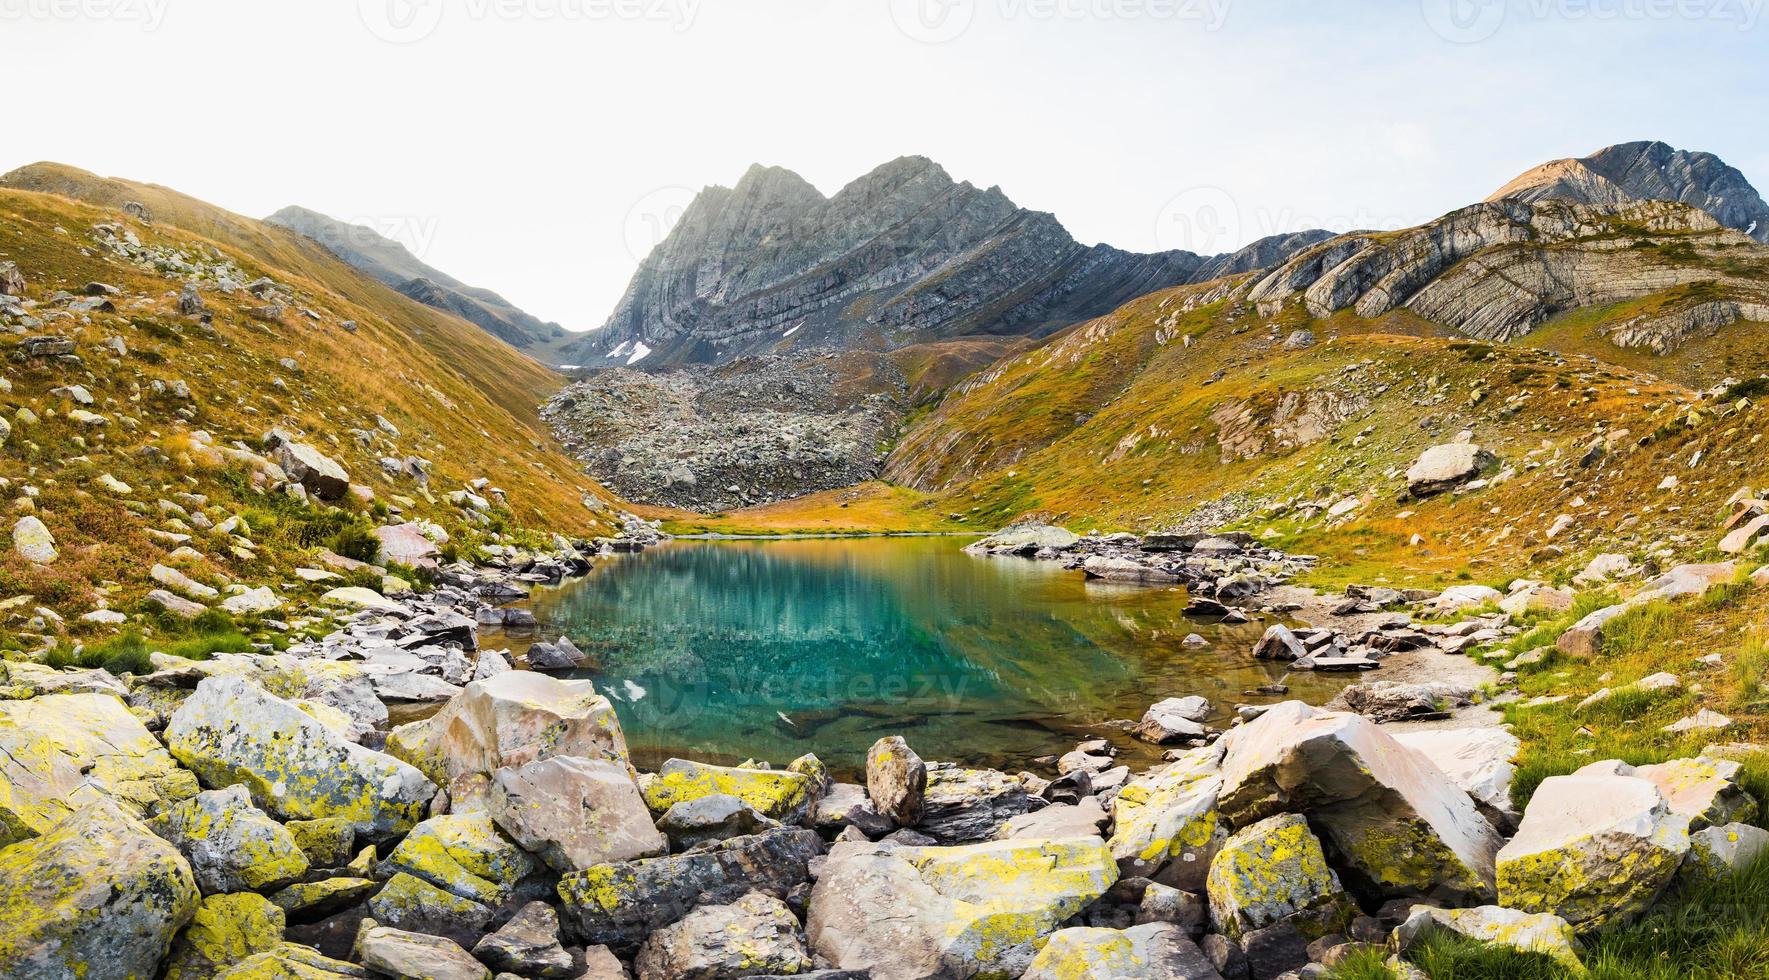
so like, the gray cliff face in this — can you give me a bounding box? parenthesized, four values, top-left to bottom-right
(265, 205, 563, 349)
(1248, 198, 1769, 350)
(567, 156, 1325, 368)
(1490, 140, 1769, 244)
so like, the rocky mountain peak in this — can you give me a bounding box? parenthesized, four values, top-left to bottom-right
(1490, 140, 1769, 243)
(568, 157, 1327, 369)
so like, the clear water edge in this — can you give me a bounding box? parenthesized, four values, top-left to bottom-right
(488, 537, 1351, 778)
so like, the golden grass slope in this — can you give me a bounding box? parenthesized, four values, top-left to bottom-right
(881, 271, 1769, 589)
(0, 170, 623, 622)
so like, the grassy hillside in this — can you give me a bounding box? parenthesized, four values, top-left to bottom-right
(0, 171, 624, 633)
(876, 265, 1769, 590)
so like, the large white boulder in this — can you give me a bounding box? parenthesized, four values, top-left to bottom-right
(807, 838, 1118, 978)
(1391, 727, 1521, 824)
(1407, 443, 1495, 496)
(1496, 771, 1690, 931)
(431, 671, 628, 805)
(164, 675, 432, 838)
(490, 757, 667, 873)
(1217, 701, 1501, 902)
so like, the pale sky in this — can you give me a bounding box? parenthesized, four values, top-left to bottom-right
(7, 0, 1766, 332)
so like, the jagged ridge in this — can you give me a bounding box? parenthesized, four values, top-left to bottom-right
(565, 156, 1328, 368)
(1491, 140, 1769, 243)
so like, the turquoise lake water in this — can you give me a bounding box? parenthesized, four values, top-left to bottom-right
(521, 537, 1341, 775)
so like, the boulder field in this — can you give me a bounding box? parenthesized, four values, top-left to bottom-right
(0, 528, 1764, 979)
(0, 649, 1755, 979)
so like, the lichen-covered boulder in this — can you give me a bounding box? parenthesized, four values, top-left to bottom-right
(269, 877, 379, 919)
(471, 901, 573, 977)
(634, 891, 811, 980)
(1682, 823, 1769, 883)
(0, 800, 201, 979)
(1392, 905, 1586, 975)
(918, 764, 1031, 844)
(1217, 701, 1500, 902)
(657, 793, 782, 850)
(866, 735, 927, 826)
(1634, 757, 1759, 830)
(558, 829, 823, 947)
(354, 920, 488, 980)
(150, 785, 311, 894)
(164, 675, 432, 839)
(286, 818, 355, 867)
(384, 812, 539, 906)
(214, 942, 366, 979)
(434, 672, 628, 805)
(0, 691, 199, 844)
(385, 717, 446, 786)
(806, 837, 1119, 979)
(1108, 745, 1225, 890)
(641, 758, 816, 825)
(1205, 813, 1350, 941)
(366, 873, 493, 947)
(1496, 771, 1690, 931)
(1023, 922, 1222, 979)
(162, 893, 288, 980)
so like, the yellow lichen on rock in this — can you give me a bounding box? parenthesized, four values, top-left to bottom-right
(384, 813, 537, 906)
(640, 758, 815, 824)
(0, 799, 200, 980)
(0, 691, 199, 844)
(162, 893, 288, 980)
(1206, 812, 1350, 940)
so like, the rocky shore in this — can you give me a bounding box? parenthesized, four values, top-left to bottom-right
(4, 514, 1765, 980)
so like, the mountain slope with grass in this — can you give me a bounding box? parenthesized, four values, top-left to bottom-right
(882, 198, 1769, 586)
(0, 166, 630, 648)
(264, 204, 568, 351)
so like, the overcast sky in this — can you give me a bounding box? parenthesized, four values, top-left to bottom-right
(7, 0, 1766, 332)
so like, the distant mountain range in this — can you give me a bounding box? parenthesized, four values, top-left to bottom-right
(264, 206, 564, 350)
(561, 142, 1768, 371)
(561, 156, 1332, 369)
